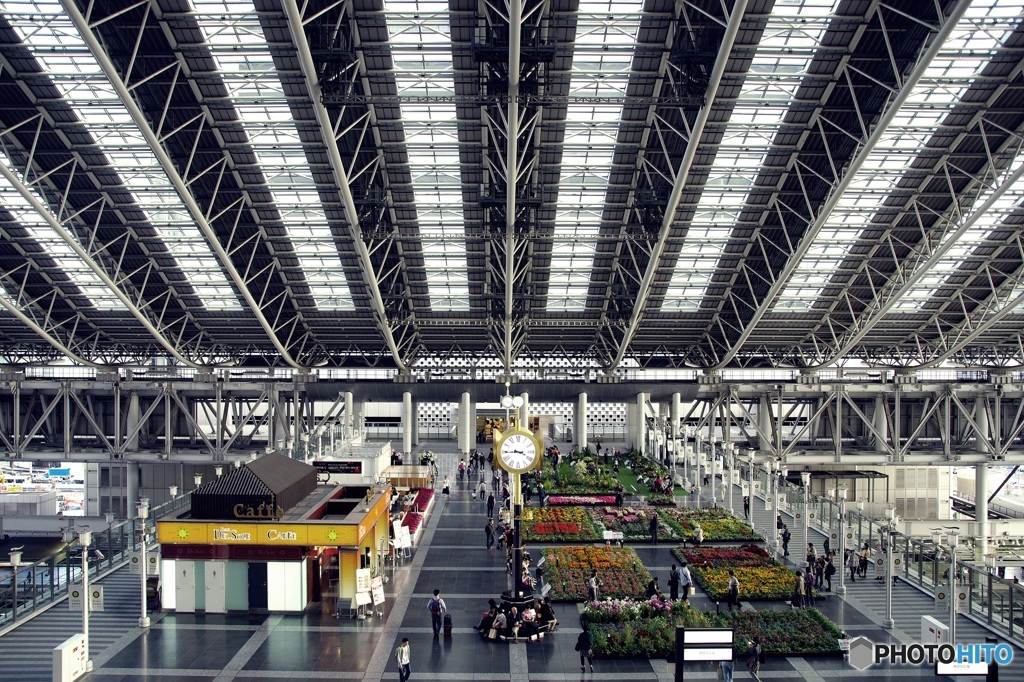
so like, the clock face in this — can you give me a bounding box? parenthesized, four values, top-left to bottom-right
(500, 432, 538, 473)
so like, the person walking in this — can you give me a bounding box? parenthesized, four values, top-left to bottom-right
(859, 543, 871, 578)
(745, 636, 763, 681)
(743, 495, 750, 519)
(727, 570, 740, 611)
(537, 482, 546, 508)
(395, 638, 411, 682)
(442, 476, 451, 500)
(679, 562, 693, 602)
(846, 548, 858, 583)
(478, 480, 487, 502)
(720, 657, 735, 682)
(428, 589, 447, 638)
(668, 563, 683, 600)
(485, 518, 495, 551)
(693, 523, 704, 547)
(824, 556, 836, 591)
(486, 492, 495, 518)
(781, 525, 791, 557)
(587, 570, 601, 602)
(649, 514, 659, 545)
(791, 571, 805, 608)
(575, 626, 595, 672)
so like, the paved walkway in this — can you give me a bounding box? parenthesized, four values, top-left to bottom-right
(1, 445, 1021, 680)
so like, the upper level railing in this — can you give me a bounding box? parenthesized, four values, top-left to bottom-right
(0, 493, 189, 633)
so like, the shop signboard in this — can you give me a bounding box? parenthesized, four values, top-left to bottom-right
(371, 576, 385, 606)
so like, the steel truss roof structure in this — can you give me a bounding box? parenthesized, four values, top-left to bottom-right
(0, 0, 1023, 374)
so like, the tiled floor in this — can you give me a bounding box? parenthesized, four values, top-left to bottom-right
(2, 445, 1022, 680)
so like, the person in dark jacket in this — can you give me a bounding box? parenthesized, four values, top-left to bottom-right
(575, 627, 595, 672)
(649, 514, 659, 545)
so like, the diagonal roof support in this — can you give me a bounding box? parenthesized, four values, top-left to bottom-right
(713, 0, 973, 369)
(0, 294, 102, 368)
(282, 0, 408, 373)
(823, 147, 1024, 367)
(605, 0, 748, 372)
(0, 161, 205, 369)
(60, 0, 305, 369)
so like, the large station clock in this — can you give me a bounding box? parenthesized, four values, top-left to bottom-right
(493, 426, 543, 474)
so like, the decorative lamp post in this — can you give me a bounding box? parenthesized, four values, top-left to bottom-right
(747, 450, 755, 520)
(193, 473, 202, 488)
(215, 466, 223, 478)
(709, 438, 718, 508)
(801, 471, 811, 560)
(769, 461, 779, 555)
(9, 548, 22, 623)
(883, 507, 898, 628)
(947, 530, 960, 645)
(137, 498, 151, 627)
(169, 485, 178, 498)
(836, 488, 847, 596)
(79, 528, 94, 672)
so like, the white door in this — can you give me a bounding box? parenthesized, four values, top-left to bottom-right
(205, 561, 226, 614)
(176, 561, 195, 613)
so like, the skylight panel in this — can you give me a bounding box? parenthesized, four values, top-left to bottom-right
(663, 0, 838, 312)
(386, 1, 468, 311)
(547, 4, 642, 312)
(0, 172, 119, 306)
(775, 2, 1021, 312)
(8, 0, 242, 310)
(192, 0, 354, 311)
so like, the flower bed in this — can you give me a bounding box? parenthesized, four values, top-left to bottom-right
(521, 507, 601, 542)
(584, 598, 843, 659)
(588, 506, 680, 541)
(706, 609, 844, 656)
(673, 545, 819, 601)
(547, 494, 616, 506)
(543, 546, 652, 601)
(657, 507, 761, 541)
(645, 493, 679, 506)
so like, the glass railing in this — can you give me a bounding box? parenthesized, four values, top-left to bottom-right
(0, 494, 190, 631)
(750, 475, 1024, 647)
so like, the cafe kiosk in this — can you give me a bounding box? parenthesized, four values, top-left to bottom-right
(157, 453, 391, 614)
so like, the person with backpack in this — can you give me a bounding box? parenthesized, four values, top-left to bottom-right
(427, 589, 447, 638)
(575, 626, 595, 672)
(395, 638, 411, 682)
(458, 459, 467, 481)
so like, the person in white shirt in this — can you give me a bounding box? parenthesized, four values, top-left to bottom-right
(395, 638, 411, 682)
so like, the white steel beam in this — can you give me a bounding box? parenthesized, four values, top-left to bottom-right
(606, 0, 748, 372)
(282, 0, 409, 373)
(714, 0, 973, 368)
(60, 0, 305, 369)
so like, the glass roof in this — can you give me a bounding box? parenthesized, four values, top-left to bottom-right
(7, 0, 243, 310)
(193, 0, 354, 310)
(0, 171, 119, 307)
(547, 0, 643, 313)
(386, 0, 469, 311)
(775, 1, 1024, 311)
(663, 0, 837, 311)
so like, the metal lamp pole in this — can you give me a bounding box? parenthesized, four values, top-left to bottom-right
(747, 451, 754, 520)
(770, 461, 779, 555)
(801, 472, 811, 560)
(138, 498, 151, 627)
(883, 508, 897, 628)
(948, 531, 959, 645)
(836, 495, 847, 596)
(9, 549, 21, 623)
(79, 528, 93, 672)
(710, 438, 718, 507)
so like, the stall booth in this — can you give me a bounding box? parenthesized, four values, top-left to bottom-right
(157, 453, 390, 614)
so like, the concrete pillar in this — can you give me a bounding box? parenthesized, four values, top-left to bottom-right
(460, 392, 471, 454)
(344, 392, 354, 442)
(577, 392, 588, 450)
(519, 392, 530, 429)
(469, 398, 477, 450)
(126, 461, 139, 518)
(125, 393, 140, 451)
(630, 393, 648, 453)
(412, 400, 420, 446)
(402, 391, 414, 455)
(874, 396, 888, 452)
(758, 394, 772, 452)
